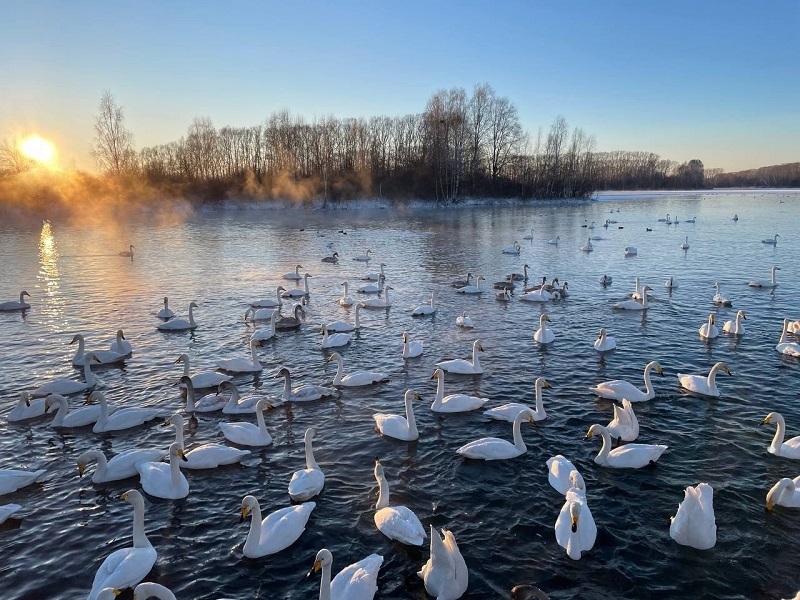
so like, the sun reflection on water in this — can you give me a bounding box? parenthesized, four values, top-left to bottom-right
(37, 220, 64, 322)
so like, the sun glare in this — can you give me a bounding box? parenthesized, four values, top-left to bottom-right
(20, 135, 56, 164)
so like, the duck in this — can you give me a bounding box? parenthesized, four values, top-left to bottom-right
(89, 391, 161, 433)
(0, 504, 22, 524)
(156, 301, 198, 331)
(605, 399, 639, 442)
(762, 234, 780, 245)
(484, 377, 549, 422)
(360, 285, 393, 308)
(699, 314, 720, 339)
(327, 352, 389, 386)
(712, 281, 733, 306)
(8, 392, 47, 422)
(156, 296, 174, 319)
(309, 548, 382, 600)
(108, 329, 132, 355)
(762, 412, 800, 459)
(339, 282, 355, 306)
(32, 353, 100, 396)
(548, 236, 560, 245)
(220, 400, 274, 446)
(241, 494, 315, 558)
(135, 442, 189, 499)
(456, 276, 485, 294)
(175, 353, 232, 389)
(555, 485, 596, 560)
(373, 460, 426, 545)
(508, 264, 531, 281)
(679, 236, 690, 250)
(455, 311, 474, 328)
(457, 409, 535, 460)
(0, 291, 31, 311)
(249, 311, 279, 342)
(496, 288, 512, 302)
(373, 390, 421, 441)
(677, 361, 732, 397)
(217, 380, 274, 414)
(502, 242, 522, 255)
(669, 483, 716, 550)
(584, 424, 667, 468)
(614, 285, 652, 310)
(283, 264, 303, 280)
(289, 427, 325, 501)
(436, 340, 484, 374)
(580, 238, 593, 252)
(722, 310, 746, 335)
(452, 273, 473, 288)
(250, 286, 285, 308)
(665, 276, 678, 289)
(600, 274, 612, 286)
(70, 334, 126, 366)
(589, 360, 663, 402)
(581, 220, 588, 228)
(362, 263, 386, 281)
(46, 393, 111, 428)
(86, 490, 156, 600)
(118, 244, 135, 257)
(546, 456, 583, 495)
(167, 413, 250, 469)
(412, 292, 437, 316)
(275, 303, 306, 330)
(281, 273, 312, 298)
(77, 448, 166, 483)
(749, 265, 780, 288)
(534, 314, 555, 344)
(418, 526, 469, 600)
(766, 477, 800, 510)
(402, 331, 423, 358)
(217, 339, 263, 373)
(430, 368, 488, 413)
(593, 328, 616, 351)
(275, 367, 336, 402)
(353, 249, 373, 262)
(776, 319, 800, 357)
(0, 468, 46, 495)
(321, 324, 351, 349)
(321, 252, 339, 263)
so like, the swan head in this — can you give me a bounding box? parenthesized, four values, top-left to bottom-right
(189, 301, 198, 309)
(175, 354, 189, 365)
(304, 273, 312, 279)
(647, 361, 664, 376)
(121, 489, 144, 507)
(584, 424, 605, 441)
(21, 290, 30, 298)
(241, 494, 259, 520)
(569, 501, 581, 532)
(250, 339, 262, 348)
(169, 442, 188, 462)
(737, 310, 746, 320)
(766, 478, 794, 511)
(274, 367, 290, 380)
(540, 314, 551, 324)
(715, 362, 732, 376)
(305, 427, 316, 442)
(310, 548, 334, 576)
(325, 352, 342, 363)
(85, 391, 106, 405)
(430, 369, 442, 380)
(254, 399, 272, 412)
(44, 394, 66, 412)
(475, 340, 485, 352)
(404, 390, 422, 402)
(536, 377, 551, 390)
(642, 285, 652, 293)
(762, 412, 782, 426)
(597, 328, 606, 339)
(69, 333, 84, 345)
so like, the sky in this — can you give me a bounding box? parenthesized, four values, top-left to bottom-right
(1, 0, 798, 173)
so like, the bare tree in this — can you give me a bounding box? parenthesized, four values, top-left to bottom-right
(92, 91, 136, 175)
(0, 136, 34, 175)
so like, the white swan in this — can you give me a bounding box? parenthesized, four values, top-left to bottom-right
(339, 282, 355, 306)
(89, 391, 161, 433)
(245, 306, 279, 321)
(217, 339, 263, 373)
(509, 263, 531, 281)
(430, 368, 488, 413)
(167, 413, 250, 469)
(156, 301, 198, 331)
(584, 424, 667, 468)
(590, 360, 663, 402)
(358, 280, 383, 293)
(175, 353, 232, 389)
(328, 352, 388, 386)
(363, 263, 386, 281)
(217, 380, 273, 414)
(353, 249, 373, 262)
(580, 238, 593, 252)
(250, 286, 285, 308)
(281, 273, 312, 298)
(0, 468, 45, 495)
(179, 376, 227, 413)
(722, 310, 746, 335)
(360, 285, 393, 308)
(373, 460, 426, 545)
(156, 296, 174, 319)
(762, 234, 780, 245)
(712, 281, 733, 306)
(502, 241, 521, 255)
(677, 361, 732, 397)
(46, 393, 111, 427)
(523, 228, 535, 240)
(275, 367, 336, 402)
(0, 290, 31, 311)
(0, 504, 21, 524)
(457, 409, 535, 460)
(136, 442, 189, 499)
(77, 449, 165, 484)
(327, 305, 361, 334)
(749, 265, 780, 288)
(241, 494, 315, 558)
(220, 399, 273, 446)
(546, 455, 583, 495)
(373, 390, 420, 441)
(455, 311, 474, 328)
(86, 489, 157, 600)
(766, 477, 800, 510)
(593, 328, 616, 351)
(665, 276, 678, 289)
(283, 264, 303, 280)
(109, 329, 132, 354)
(777, 319, 800, 357)
(132, 583, 176, 600)
(669, 483, 716, 550)
(310, 548, 382, 600)
(605, 399, 639, 442)
(289, 427, 325, 501)
(402, 331, 423, 358)
(32, 353, 100, 396)
(600, 274, 612, 285)
(418, 526, 469, 600)
(732, 213, 738, 221)
(790, 321, 800, 334)
(484, 377, 549, 422)
(8, 392, 47, 422)
(456, 276, 485, 294)
(624, 246, 637, 257)
(555, 487, 596, 560)
(614, 285, 652, 310)
(436, 340, 484, 374)
(534, 314, 555, 344)
(321, 324, 351, 349)
(699, 314, 720, 339)
(519, 287, 552, 302)
(249, 311, 279, 342)
(630, 277, 653, 300)
(679, 236, 690, 250)
(548, 236, 560, 245)
(412, 292, 437, 316)
(762, 412, 800, 459)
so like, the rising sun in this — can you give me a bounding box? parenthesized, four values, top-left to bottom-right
(20, 135, 56, 164)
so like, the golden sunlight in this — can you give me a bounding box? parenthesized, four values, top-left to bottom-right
(20, 135, 56, 164)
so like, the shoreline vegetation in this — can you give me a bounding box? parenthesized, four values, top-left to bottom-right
(1, 85, 798, 224)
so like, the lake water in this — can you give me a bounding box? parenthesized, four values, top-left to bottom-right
(1, 190, 799, 599)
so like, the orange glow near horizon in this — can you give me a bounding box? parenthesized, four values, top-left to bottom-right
(20, 135, 56, 165)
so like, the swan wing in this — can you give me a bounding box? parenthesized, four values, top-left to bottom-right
(608, 443, 667, 467)
(104, 449, 166, 481)
(330, 554, 383, 600)
(341, 371, 389, 386)
(484, 403, 533, 422)
(97, 408, 160, 432)
(435, 394, 488, 413)
(291, 384, 336, 402)
(0, 469, 46, 495)
(184, 444, 250, 469)
(88, 546, 157, 600)
(288, 468, 325, 501)
(373, 414, 412, 440)
(590, 380, 644, 400)
(136, 462, 188, 499)
(375, 506, 425, 545)
(546, 455, 578, 495)
(257, 503, 315, 555)
(456, 438, 519, 460)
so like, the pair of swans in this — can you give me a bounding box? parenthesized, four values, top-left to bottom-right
(327, 304, 362, 332)
(373, 460, 426, 545)
(275, 367, 336, 402)
(722, 310, 746, 335)
(402, 332, 423, 358)
(457, 277, 485, 294)
(167, 413, 250, 468)
(630, 277, 652, 300)
(0, 290, 31, 311)
(614, 286, 652, 310)
(250, 286, 285, 308)
(455, 311, 474, 328)
(431, 368, 488, 413)
(327, 352, 388, 386)
(241, 494, 315, 558)
(157, 296, 174, 319)
(70, 334, 126, 365)
(283, 264, 303, 280)
(217, 339, 263, 373)
(156, 301, 198, 331)
(360, 286, 393, 308)
(418, 526, 468, 600)
(677, 361, 732, 397)
(590, 360, 663, 402)
(436, 340, 484, 374)
(485, 377, 549, 422)
(175, 353, 232, 389)
(281, 273, 312, 298)
(457, 409, 536, 460)
(87, 391, 161, 433)
(669, 483, 717, 550)
(584, 424, 667, 468)
(412, 292, 436, 316)
(136, 442, 189, 499)
(712, 281, 733, 306)
(109, 330, 132, 355)
(321, 324, 351, 349)
(374, 390, 421, 441)
(534, 314, 554, 344)
(593, 328, 616, 351)
(749, 265, 780, 288)
(289, 427, 325, 501)
(0, 468, 45, 495)
(698, 314, 719, 339)
(220, 399, 274, 446)
(32, 353, 100, 397)
(762, 412, 800, 459)
(310, 548, 382, 600)
(777, 319, 800, 356)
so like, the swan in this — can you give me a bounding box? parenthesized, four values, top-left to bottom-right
(587, 221, 595, 230)
(32, 353, 100, 396)
(8, 392, 47, 422)
(733, 214, 738, 221)
(289, 427, 325, 501)
(217, 339, 263, 373)
(250, 286, 285, 308)
(328, 352, 388, 387)
(658, 214, 669, 222)
(455, 311, 474, 328)
(685, 216, 697, 224)
(555, 487, 596, 560)
(339, 282, 355, 306)
(546, 455, 583, 495)
(0, 291, 31, 311)
(46, 393, 111, 427)
(630, 277, 653, 300)
(412, 292, 436, 316)
(762, 412, 800, 459)
(353, 249, 372, 262)
(614, 285, 652, 310)
(89, 391, 161, 433)
(600, 274, 612, 285)
(584, 424, 667, 468)
(456, 276, 485, 294)
(156, 301, 198, 331)
(321, 324, 351, 348)
(326, 304, 362, 333)
(86, 489, 156, 600)
(669, 483, 716, 550)
(679, 236, 690, 250)
(245, 306, 279, 321)
(418, 526, 469, 600)
(452, 273, 473, 288)
(167, 413, 250, 469)
(520, 287, 553, 302)
(373, 460, 426, 545)
(502, 241, 521, 255)
(484, 377, 549, 422)
(402, 331, 423, 358)
(456, 409, 535, 460)
(589, 360, 663, 402)
(766, 477, 800, 510)
(722, 310, 746, 335)
(220, 400, 273, 446)
(310, 548, 383, 600)
(131, 583, 177, 600)
(362, 263, 386, 281)
(275, 303, 306, 329)
(241, 494, 315, 558)
(523, 228, 535, 240)
(109, 330, 132, 355)
(135, 442, 189, 499)
(118, 244, 135, 257)
(665, 276, 678, 289)
(249, 311, 279, 342)
(509, 264, 531, 281)
(777, 319, 800, 357)
(275, 367, 336, 402)
(430, 368, 488, 413)
(762, 234, 780, 245)
(534, 314, 555, 344)
(624, 246, 638, 257)
(70, 334, 126, 366)
(580, 238, 593, 252)
(605, 399, 639, 442)
(749, 265, 780, 288)
(789, 321, 800, 334)
(322, 252, 339, 263)
(553, 281, 569, 298)
(0, 504, 21, 524)
(358, 280, 383, 293)
(360, 285, 393, 308)
(216, 380, 274, 414)
(281, 273, 312, 298)
(179, 376, 227, 413)
(373, 390, 420, 441)
(712, 281, 733, 306)
(548, 236, 560, 245)
(0, 468, 45, 495)
(436, 339, 484, 374)
(77, 448, 165, 483)
(175, 354, 232, 389)
(283, 264, 303, 280)
(699, 314, 720, 339)
(496, 288, 512, 302)
(593, 328, 616, 351)
(156, 296, 174, 319)
(677, 361, 732, 397)
(666, 214, 672, 224)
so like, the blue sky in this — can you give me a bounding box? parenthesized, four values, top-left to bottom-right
(1, 0, 798, 172)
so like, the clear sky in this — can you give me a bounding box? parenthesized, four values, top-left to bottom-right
(1, 0, 798, 172)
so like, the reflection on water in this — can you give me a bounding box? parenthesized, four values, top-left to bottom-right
(37, 220, 63, 324)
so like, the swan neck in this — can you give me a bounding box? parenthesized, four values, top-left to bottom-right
(405, 393, 418, 437)
(246, 500, 263, 552)
(73, 337, 85, 362)
(97, 394, 109, 421)
(282, 373, 292, 400)
(93, 451, 108, 479)
(131, 498, 151, 548)
(250, 342, 260, 366)
(707, 365, 720, 388)
(305, 434, 318, 470)
(512, 414, 527, 452)
(434, 374, 445, 405)
(182, 360, 190, 377)
(772, 416, 786, 450)
(304, 276, 310, 293)
(50, 397, 67, 425)
(596, 428, 612, 461)
(184, 383, 196, 411)
(83, 359, 95, 385)
(169, 449, 183, 487)
(332, 356, 344, 385)
(376, 472, 390, 509)
(173, 419, 185, 449)
(354, 305, 360, 327)
(534, 384, 544, 413)
(779, 324, 789, 344)
(643, 365, 655, 395)
(319, 562, 332, 600)
(256, 406, 268, 433)
(472, 344, 481, 369)
(188, 304, 195, 326)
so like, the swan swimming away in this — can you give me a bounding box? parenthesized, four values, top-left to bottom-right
(289, 427, 325, 501)
(762, 234, 780, 245)
(749, 265, 780, 288)
(0, 290, 31, 311)
(167, 413, 250, 469)
(136, 442, 189, 499)
(589, 360, 663, 402)
(241, 494, 315, 558)
(436, 339, 484, 374)
(584, 424, 667, 468)
(88, 391, 161, 433)
(175, 353, 232, 389)
(412, 292, 437, 315)
(580, 238, 593, 252)
(606, 399, 639, 442)
(430, 368, 489, 413)
(776, 319, 800, 357)
(339, 282, 355, 306)
(677, 361, 732, 397)
(555, 484, 596, 560)
(217, 339, 263, 373)
(614, 285, 652, 310)
(70, 334, 126, 366)
(8, 392, 47, 422)
(484, 377, 549, 422)
(669, 483, 717, 550)
(762, 412, 800, 459)
(402, 331, 423, 358)
(309, 548, 383, 600)
(456, 276, 485, 294)
(712, 281, 733, 307)
(698, 314, 720, 339)
(534, 314, 555, 344)
(283, 264, 303, 280)
(275, 367, 336, 402)
(156, 301, 198, 331)
(373, 460, 426, 545)
(109, 329, 132, 355)
(77, 448, 166, 483)
(722, 310, 746, 335)
(766, 477, 800, 510)
(457, 409, 535, 460)
(250, 286, 285, 308)
(32, 353, 100, 397)
(156, 296, 174, 319)
(546, 456, 583, 495)
(373, 390, 421, 441)
(360, 285, 393, 308)
(0, 468, 46, 495)
(593, 328, 616, 351)
(327, 352, 389, 386)
(321, 324, 351, 348)
(220, 399, 274, 446)
(281, 273, 312, 298)
(455, 311, 474, 328)
(417, 526, 469, 600)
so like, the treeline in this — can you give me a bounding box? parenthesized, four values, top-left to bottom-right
(707, 162, 800, 188)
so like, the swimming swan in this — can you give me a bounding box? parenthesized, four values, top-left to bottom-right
(555, 486, 596, 560)
(220, 399, 274, 446)
(241, 494, 315, 558)
(502, 242, 522, 255)
(546, 455, 583, 495)
(749, 266, 780, 288)
(762, 412, 800, 459)
(216, 380, 273, 414)
(712, 282, 733, 307)
(614, 286, 652, 310)
(699, 314, 720, 339)
(669, 483, 716, 550)
(309, 548, 383, 600)
(249, 311, 279, 342)
(281, 273, 312, 298)
(70, 334, 126, 366)
(250, 286, 285, 308)
(283, 264, 303, 280)
(32, 354, 100, 397)
(624, 246, 637, 257)
(584, 424, 667, 468)
(456, 276, 485, 294)
(534, 314, 555, 344)
(88, 391, 161, 433)
(589, 360, 663, 402)
(373, 390, 421, 441)
(130, 583, 177, 600)
(328, 352, 389, 387)
(776, 319, 800, 357)
(418, 526, 469, 600)
(175, 353, 232, 389)
(321, 324, 351, 349)
(0, 290, 31, 311)
(548, 236, 560, 245)
(456, 409, 535, 460)
(677, 361, 732, 397)
(630, 277, 653, 300)
(455, 311, 474, 328)
(339, 282, 355, 306)
(402, 331, 424, 358)
(135, 442, 189, 499)
(722, 310, 746, 335)
(156, 297, 174, 319)
(484, 377, 549, 422)
(46, 393, 111, 428)
(217, 339, 263, 373)
(373, 460, 426, 545)
(412, 292, 437, 316)
(580, 238, 593, 252)
(77, 449, 166, 484)
(8, 392, 47, 422)
(322, 252, 339, 263)
(275, 304, 306, 330)
(0, 504, 22, 524)
(353, 249, 373, 262)
(605, 399, 639, 442)
(118, 244, 135, 257)
(362, 263, 386, 281)
(167, 413, 250, 469)
(762, 234, 780, 245)
(430, 368, 489, 413)
(360, 286, 393, 308)
(275, 367, 336, 402)
(665, 276, 678, 289)
(156, 301, 198, 331)
(593, 328, 616, 351)
(766, 477, 800, 510)
(679, 236, 690, 250)
(109, 329, 132, 355)
(0, 468, 46, 495)
(436, 340, 484, 374)
(289, 427, 325, 501)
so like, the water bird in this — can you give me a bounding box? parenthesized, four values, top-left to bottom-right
(373, 390, 421, 441)
(175, 353, 232, 388)
(451, 272, 473, 288)
(0, 504, 22, 524)
(275, 303, 306, 329)
(698, 314, 719, 339)
(733, 214, 739, 221)
(32, 353, 100, 396)
(353, 249, 372, 261)
(8, 392, 47, 422)
(584, 424, 667, 468)
(136, 442, 189, 499)
(766, 477, 800, 510)
(496, 288, 512, 302)
(131, 584, 178, 600)
(677, 361, 732, 397)
(762, 412, 800, 459)
(430, 368, 489, 413)
(762, 234, 779, 245)
(523, 228, 535, 240)
(46, 393, 111, 428)
(664, 276, 678, 289)
(118, 244, 134, 257)
(679, 236, 690, 250)
(484, 377, 549, 422)
(614, 286, 652, 310)
(412, 292, 436, 315)
(240, 494, 315, 558)
(722, 310, 746, 335)
(580, 238, 593, 252)
(156, 301, 198, 331)
(624, 246, 637, 256)
(281, 273, 312, 298)
(249, 311, 279, 342)
(548, 236, 560, 245)
(402, 332, 423, 358)
(70, 334, 126, 366)
(555, 483, 596, 560)
(534, 314, 555, 344)
(456, 276, 485, 294)
(309, 548, 382, 600)
(167, 413, 250, 469)
(373, 460, 426, 545)
(76, 449, 165, 484)
(283, 264, 303, 280)
(546, 455, 582, 495)
(275, 367, 336, 402)
(593, 328, 616, 351)
(455, 311, 474, 328)
(776, 319, 800, 356)
(418, 527, 469, 600)
(360, 285, 393, 308)
(508, 263, 531, 281)
(321, 252, 339, 263)
(589, 360, 663, 402)
(220, 399, 274, 446)
(502, 241, 521, 254)
(327, 352, 388, 386)
(0, 291, 31, 311)
(669, 483, 716, 549)
(436, 339, 484, 374)
(326, 304, 362, 333)
(712, 281, 732, 306)
(288, 428, 325, 501)
(456, 409, 536, 460)
(600, 274, 612, 285)
(685, 216, 696, 223)
(250, 286, 285, 308)
(88, 391, 161, 433)
(321, 324, 351, 348)
(156, 296, 174, 318)
(338, 281, 355, 306)
(362, 263, 386, 281)
(606, 399, 639, 443)
(0, 468, 45, 495)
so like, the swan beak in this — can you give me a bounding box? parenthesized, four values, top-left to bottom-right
(84, 392, 95, 405)
(162, 418, 172, 427)
(761, 416, 771, 425)
(724, 367, 733, 376)
(413, 393, 423, 400)
(24, 395, 31, 407)
(240, 506, 250, 521)
(174, 357, 182, 364)
(766, 501, 774, 511)
(178, 449, 188, 462)
(430, 371, 438, 379)
(308, 560, 323, 577)
(657, 367, 664, 376)
(120, 491, 129, 501)
(478, 344, 485, 352)
(111, 591, 122, 597)
(91, 354, 101, 363)
(543, 380, 551, 389)
(742, 314, 747, 320)
(583, 431, 593, 441)
(69, 336, 78, 345)
(571, 516, 578, 533)
(78, 464, 85, 477)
